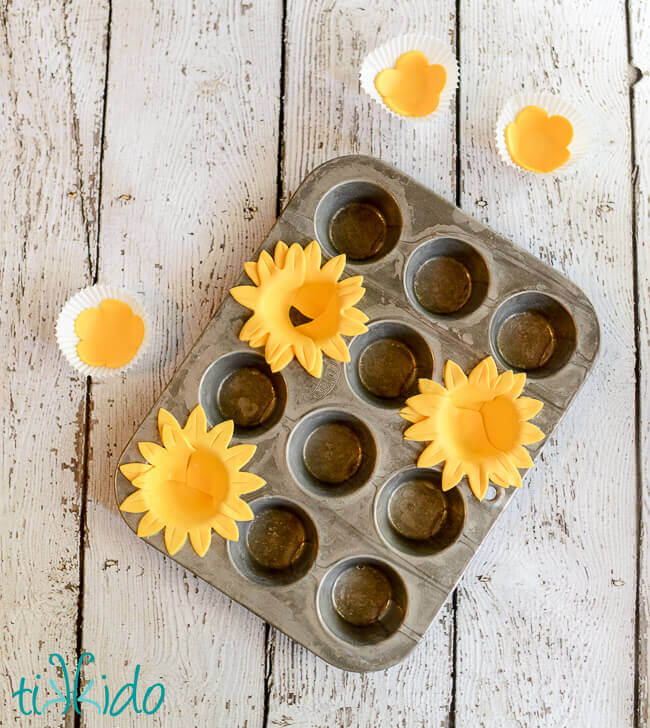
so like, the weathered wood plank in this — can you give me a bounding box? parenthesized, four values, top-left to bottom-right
(0, 1, 107, 725)
(629, 0, 649, 724)
(64, 0, 110, 277)
(456, 1, 637, 725)
(2, 1, 643, 726)
(268, 2, 457, 726)
(81, 2, 282, 725)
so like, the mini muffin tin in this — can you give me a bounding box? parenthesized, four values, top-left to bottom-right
(115, 155, 599, 672)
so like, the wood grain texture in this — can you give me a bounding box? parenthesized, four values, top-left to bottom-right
(2, 1, 644, 726)
(80, 2, 282, 726)
(456, 1, 637, 726)
(629, 1, 649, 724)
(267, 2, 457, 726)
(0, 1, 107, 724)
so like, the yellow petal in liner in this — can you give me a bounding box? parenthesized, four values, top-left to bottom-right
(400, 356, 544, 501)
(230, 240, 369, 378)
(119, 404, 265, 557)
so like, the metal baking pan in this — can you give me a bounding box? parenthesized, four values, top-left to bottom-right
(115, 155, 599, 671)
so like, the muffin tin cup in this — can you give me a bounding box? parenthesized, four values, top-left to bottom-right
(317, 556, 408, 645)
(489, 291, 578, 377)
(404, 237, 490, 320)
(115, 155, 599, 672)
(346, 320, 434, 409)
(314, 180, 403, 263)
(287, 408, 378, 499)
(228, 496, 319, 587)
(199, 351, 288, 438)
(375, 468, 466, 558)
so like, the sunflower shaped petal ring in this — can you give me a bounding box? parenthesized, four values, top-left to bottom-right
(119, 404, 265, 557)
(230, 241, 369, 378)
(401, 356, 544, 501)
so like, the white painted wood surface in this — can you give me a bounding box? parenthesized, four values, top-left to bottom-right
(0, 1, 105, 723)
(455, 2, 639, 727)
(630, 1, 649, 725)
(1, 1, 646, 726)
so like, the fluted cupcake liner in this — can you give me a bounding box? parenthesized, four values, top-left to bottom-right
(495, 91, 591, 176)
(56, 284, 149, 379)
(360, 34, 458, 122)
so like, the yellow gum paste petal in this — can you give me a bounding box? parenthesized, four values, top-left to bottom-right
(375, 50, 447, 117)
(505, 105, 573, 173)
(75, 299, 144, 368)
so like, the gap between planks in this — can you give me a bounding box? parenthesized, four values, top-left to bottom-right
(74, 4, 113, 728)
(625, 0, 645, 725)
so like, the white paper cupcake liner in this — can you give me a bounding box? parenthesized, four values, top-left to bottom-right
(495, 91, 591, 176)
(360, 34, 458, 122)
(56, 285, 150, 379)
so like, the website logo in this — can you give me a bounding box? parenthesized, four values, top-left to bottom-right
(10, 652, 165, 718)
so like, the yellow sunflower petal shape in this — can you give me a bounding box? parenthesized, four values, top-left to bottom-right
(230, 241, 369, 378)
(400, 356, 544, 501)
(119, 404, 265, 557)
